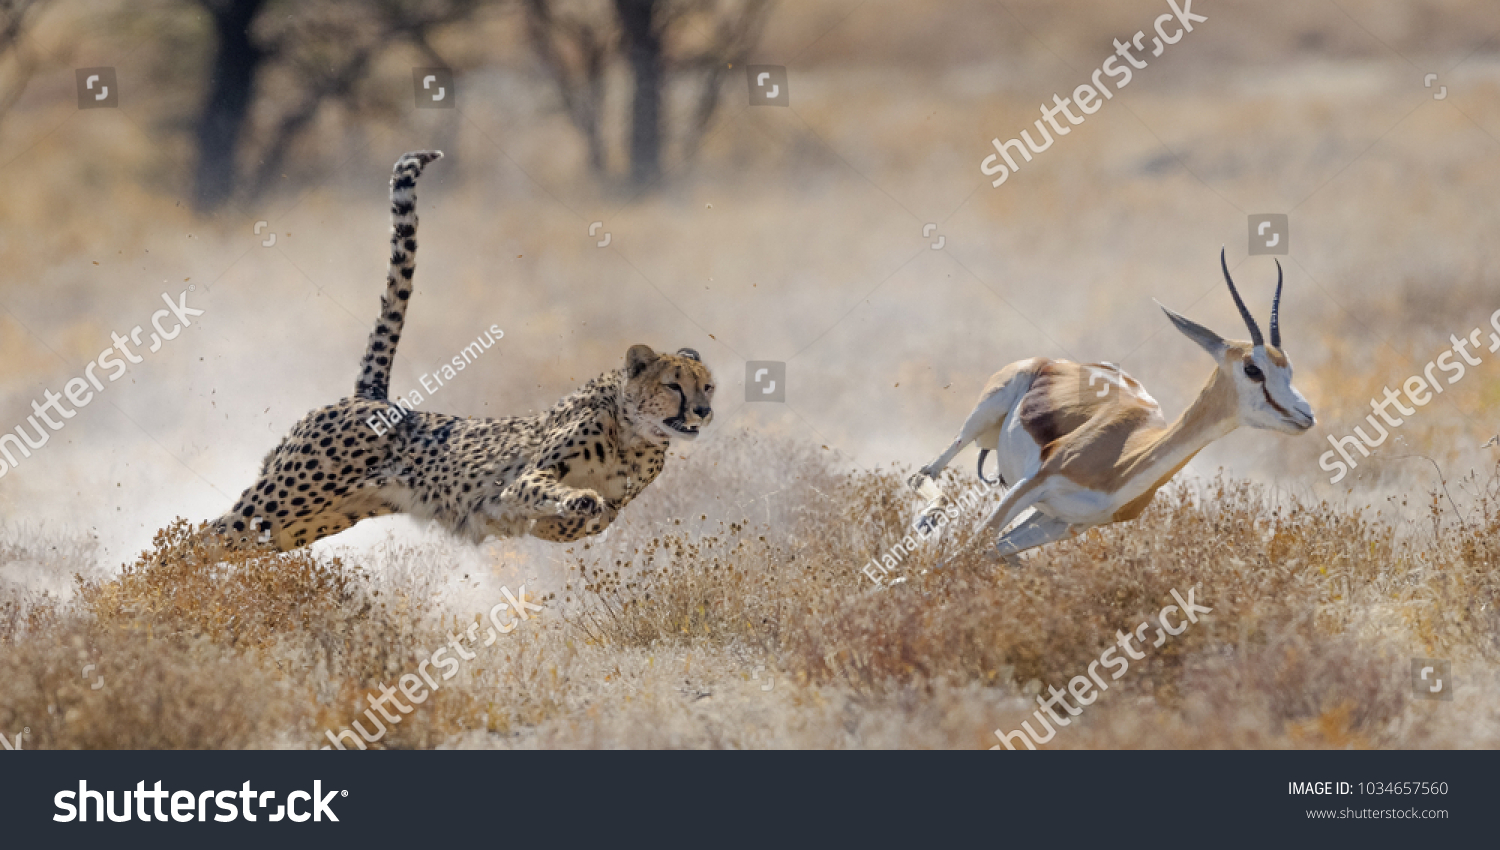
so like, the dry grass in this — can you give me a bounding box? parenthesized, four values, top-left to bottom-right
(3, 432, 1495, 749)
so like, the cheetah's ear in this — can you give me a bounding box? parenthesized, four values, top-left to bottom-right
(625, 344, 658, 378)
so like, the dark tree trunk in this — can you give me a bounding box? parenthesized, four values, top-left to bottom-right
(614, 0, 662, 186)
(580, 28, 608, 174)
(192, 0, 268, 212)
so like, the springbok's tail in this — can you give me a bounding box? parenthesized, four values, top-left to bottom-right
(353, 150, 444, 400)
(977, 449, 1003, 486)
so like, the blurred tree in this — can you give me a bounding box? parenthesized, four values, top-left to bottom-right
(613, 0, 662, 184)
(0, 0, 49, 128)
(524, 0, 771, 189)
(189, 0, 492, 213)
(523, 0, 609, 173)
(192, 0, 268, 211)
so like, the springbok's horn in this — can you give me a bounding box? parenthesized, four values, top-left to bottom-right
(1220, 247, 1263, 347)
(1269, 259, 1283, 348)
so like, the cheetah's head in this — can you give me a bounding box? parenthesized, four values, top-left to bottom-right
(622, 345, 715, 445)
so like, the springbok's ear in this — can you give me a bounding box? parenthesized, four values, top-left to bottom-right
(625, 344, 658, 378)
(1156, 301, 1227, 359)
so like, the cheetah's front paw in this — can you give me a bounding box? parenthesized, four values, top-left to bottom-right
(560, 491, 611, 521)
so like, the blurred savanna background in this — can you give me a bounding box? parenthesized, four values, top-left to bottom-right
(1, 0, 1498, 749)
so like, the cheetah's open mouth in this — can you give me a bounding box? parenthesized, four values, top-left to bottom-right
(663, 417, 700, 438)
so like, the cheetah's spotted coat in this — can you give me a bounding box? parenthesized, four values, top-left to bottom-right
(207, 151, 715, 550)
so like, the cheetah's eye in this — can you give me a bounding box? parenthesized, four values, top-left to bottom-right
(704, 385, 714, 394)
(665, 382, 682, 392)
(1243, 362, 1264, 382)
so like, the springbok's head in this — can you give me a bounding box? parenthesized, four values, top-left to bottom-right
(1159, 248, 1316, 435)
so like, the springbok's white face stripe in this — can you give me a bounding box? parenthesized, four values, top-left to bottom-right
(1243, 345, 1314, 434)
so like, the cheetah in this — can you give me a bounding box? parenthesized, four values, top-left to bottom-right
(205, 150, 716, 551)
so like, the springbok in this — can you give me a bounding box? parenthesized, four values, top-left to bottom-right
(908, 249, 1315, 562)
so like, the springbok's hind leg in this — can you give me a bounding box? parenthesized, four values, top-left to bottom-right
(927, 475, 1046, 570)
(990, 512, 1075, 566)
(974, 475, 1044, 537)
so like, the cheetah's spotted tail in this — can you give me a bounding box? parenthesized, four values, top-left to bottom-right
(354, 150, 444, 400)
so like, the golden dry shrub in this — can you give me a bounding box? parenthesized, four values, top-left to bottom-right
(0, 615, 307, 749)
(79, 519, 359, 650)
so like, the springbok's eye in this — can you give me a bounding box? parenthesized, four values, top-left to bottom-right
(1243, 362, 1264, 382)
